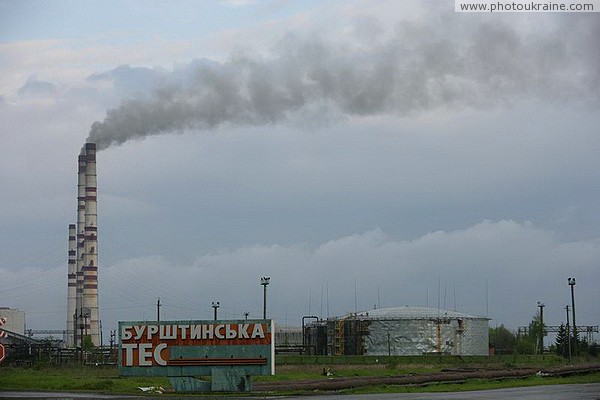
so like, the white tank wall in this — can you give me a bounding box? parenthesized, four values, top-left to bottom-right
(363, 317, 489, 356)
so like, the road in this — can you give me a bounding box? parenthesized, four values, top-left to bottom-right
(292, 383, 600, 399)
(2, 383, 600, 399)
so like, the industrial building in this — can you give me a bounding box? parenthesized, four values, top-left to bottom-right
(0, 307, 25, 336)
(305, 306, 489, 356)
(66, 142, 100, 347)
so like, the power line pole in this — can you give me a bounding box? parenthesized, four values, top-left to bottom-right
(157, 297, 161, 322)
(537, 301, 545, 354)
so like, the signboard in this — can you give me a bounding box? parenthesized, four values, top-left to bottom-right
(118, 319, 274, 379)
(0, 316, 6, 364)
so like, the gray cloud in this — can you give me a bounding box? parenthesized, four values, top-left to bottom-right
(3, 220, 598, 333)
(87, 64, 168, 99)
(18, 75, 58, 97)
(87, 14, 600, 150)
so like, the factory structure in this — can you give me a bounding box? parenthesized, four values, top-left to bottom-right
(66, 143, 100, 347)
(56, 143, 490, 357)
(305, 306, 489, 356)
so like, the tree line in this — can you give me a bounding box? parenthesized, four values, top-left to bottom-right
(489, 313, 599, 357)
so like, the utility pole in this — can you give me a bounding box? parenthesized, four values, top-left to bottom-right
(537, 301, 545, 354)
(568, 277, 577, 355)
(212, 301, 220, 321)
(565, 305, 572, 363)
(110, 330, 116, 362)
(157, 297, 161, 322)
(261, 277, 270, 319)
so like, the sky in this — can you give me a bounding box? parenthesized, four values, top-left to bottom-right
(0, 0, 599, 345)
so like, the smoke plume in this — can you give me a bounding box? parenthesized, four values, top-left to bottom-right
(88, 14, 599, 150)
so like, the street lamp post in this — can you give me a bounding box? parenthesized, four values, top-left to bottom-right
(212, 301, 220, 321)
(261, 277, 270, 319)
(568, 277, 577, 355)
(537, 301, 545, 354)
(565, 305, 572, 363)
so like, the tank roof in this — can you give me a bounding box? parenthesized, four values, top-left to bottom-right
(350, 306, 487, 320)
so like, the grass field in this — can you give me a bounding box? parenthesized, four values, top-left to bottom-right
(0, 355, 598, 395)
(343, 372, 600, 395)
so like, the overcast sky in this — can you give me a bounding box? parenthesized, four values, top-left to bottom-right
(1, 1, 599, 344)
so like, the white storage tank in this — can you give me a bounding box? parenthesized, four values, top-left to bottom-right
(307, 306, 490, 356)
(357, 306, 489, 356)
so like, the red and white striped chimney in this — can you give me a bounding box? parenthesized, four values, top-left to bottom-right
(75, 149, 87, 343)
(83, 142, 100, 346)
(66, 223, 77, 347)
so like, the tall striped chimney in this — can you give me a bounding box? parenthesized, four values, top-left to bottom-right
(75, 150, 87, 344)
(82, 142, 100, 346)
(66, 224, 77, 346)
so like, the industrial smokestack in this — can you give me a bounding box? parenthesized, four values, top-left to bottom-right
(75, 150, 86, 344)
(82, 142, 100, 346)
(66, 224, 76, 347)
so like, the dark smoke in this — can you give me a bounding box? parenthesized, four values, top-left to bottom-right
(88, 14, 599, 150)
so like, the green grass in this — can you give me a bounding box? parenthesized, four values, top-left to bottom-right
(1, 356, 598, 395)
(276, 354, 568, 367)
(0, 365, 170, 394)
(257, 353, 570, 382)
(256, 363, 442, 382)
(343, 372, 600, 395)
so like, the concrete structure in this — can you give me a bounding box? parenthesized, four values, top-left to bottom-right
(67, 143, 100, 347)
(0, 307, 26, 336)
(306, 306, 489, 356)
